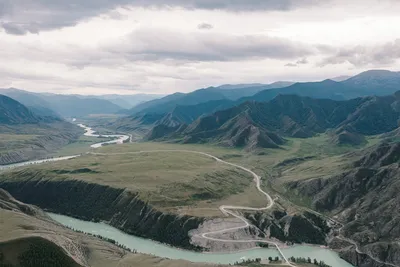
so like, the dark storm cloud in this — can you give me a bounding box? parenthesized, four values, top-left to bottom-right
(197, 23, 213, 30)
(0, 0, 324, 34)
(319, 39, 400, 67)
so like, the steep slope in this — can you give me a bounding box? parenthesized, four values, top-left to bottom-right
(127, 92, 186, 114)
(286, 142, 400, 266)
(0, 95, 82, 165)
(148, 92, 400, 149)
(0, 95, 40, 124)
(159, 99, 234, 126)
(0, 88, 60, 119)
(342, 69, 400, 96)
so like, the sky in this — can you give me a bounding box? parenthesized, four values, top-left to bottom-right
(1, 0, 400, 95)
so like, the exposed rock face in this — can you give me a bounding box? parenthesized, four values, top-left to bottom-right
(286, 142, 400, 266)
(245, 210, 330, 245)
(0, 179, 204, 250)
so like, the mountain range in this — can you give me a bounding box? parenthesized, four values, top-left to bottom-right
(0, 88, 162, 118)
(115, 70, 400, 133)
(147, 92, 400, 150)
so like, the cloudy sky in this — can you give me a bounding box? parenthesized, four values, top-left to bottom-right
(1, 0, 400, 95)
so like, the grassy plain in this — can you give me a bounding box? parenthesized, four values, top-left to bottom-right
(5, 143, 260, 216)
(51, 135, 113, 156)
(2, 131, 383, 217)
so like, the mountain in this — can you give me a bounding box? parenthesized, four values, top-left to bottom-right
(244, 79, 351, 103)
(0, 88, 124, 118)
(127, 82, 294, 116)
(0, 88, 60, 119)
(245, 70, 400, 103)
(76, 93, 164, 109)
(330, 75, 351, 82)
(127, 92, 186, 114)
(38, 94, 123, 117)
(128, 90, 227, 115)
(159, 99, 234, 127)
(342, 69, 400, 96)
(208, 81, 294, 100)
(0, 95, 82, 165)
(287, 141, 400, 267)
(0, 95, 40, 124)
(147, 92, 400, 149)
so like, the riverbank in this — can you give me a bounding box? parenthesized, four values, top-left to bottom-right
(49, 213, 353, 267)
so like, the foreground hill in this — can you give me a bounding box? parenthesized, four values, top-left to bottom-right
(0, 95, 82, 165)
(0, 189, 228, 267)
(148, 92, 400, 149)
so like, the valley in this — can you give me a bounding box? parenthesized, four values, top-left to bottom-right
(1, 70, 400, 267)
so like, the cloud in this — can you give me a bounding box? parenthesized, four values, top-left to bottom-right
(197, 22, 213, 30)
(1, 22, 38, 35)
(296, 58, 309, 64)
(285, 63, 298, 67)
(285, 58, 308, 67)
(0, 0, 324, 34)
(106, 28, 318, 62)
(319, 39, 400, 67)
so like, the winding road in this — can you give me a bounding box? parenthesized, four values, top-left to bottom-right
(90, 150, 293, 266)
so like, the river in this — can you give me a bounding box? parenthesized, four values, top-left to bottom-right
(77, 124, 130, 148)
(49, 213, 353, 266)
(0, 124, 353, 266)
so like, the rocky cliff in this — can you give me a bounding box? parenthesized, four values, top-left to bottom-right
(0, 178, 204, 250)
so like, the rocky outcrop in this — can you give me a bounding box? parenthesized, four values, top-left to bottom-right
(0, 179, 204, 250)
(245, 210, 330, 245)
